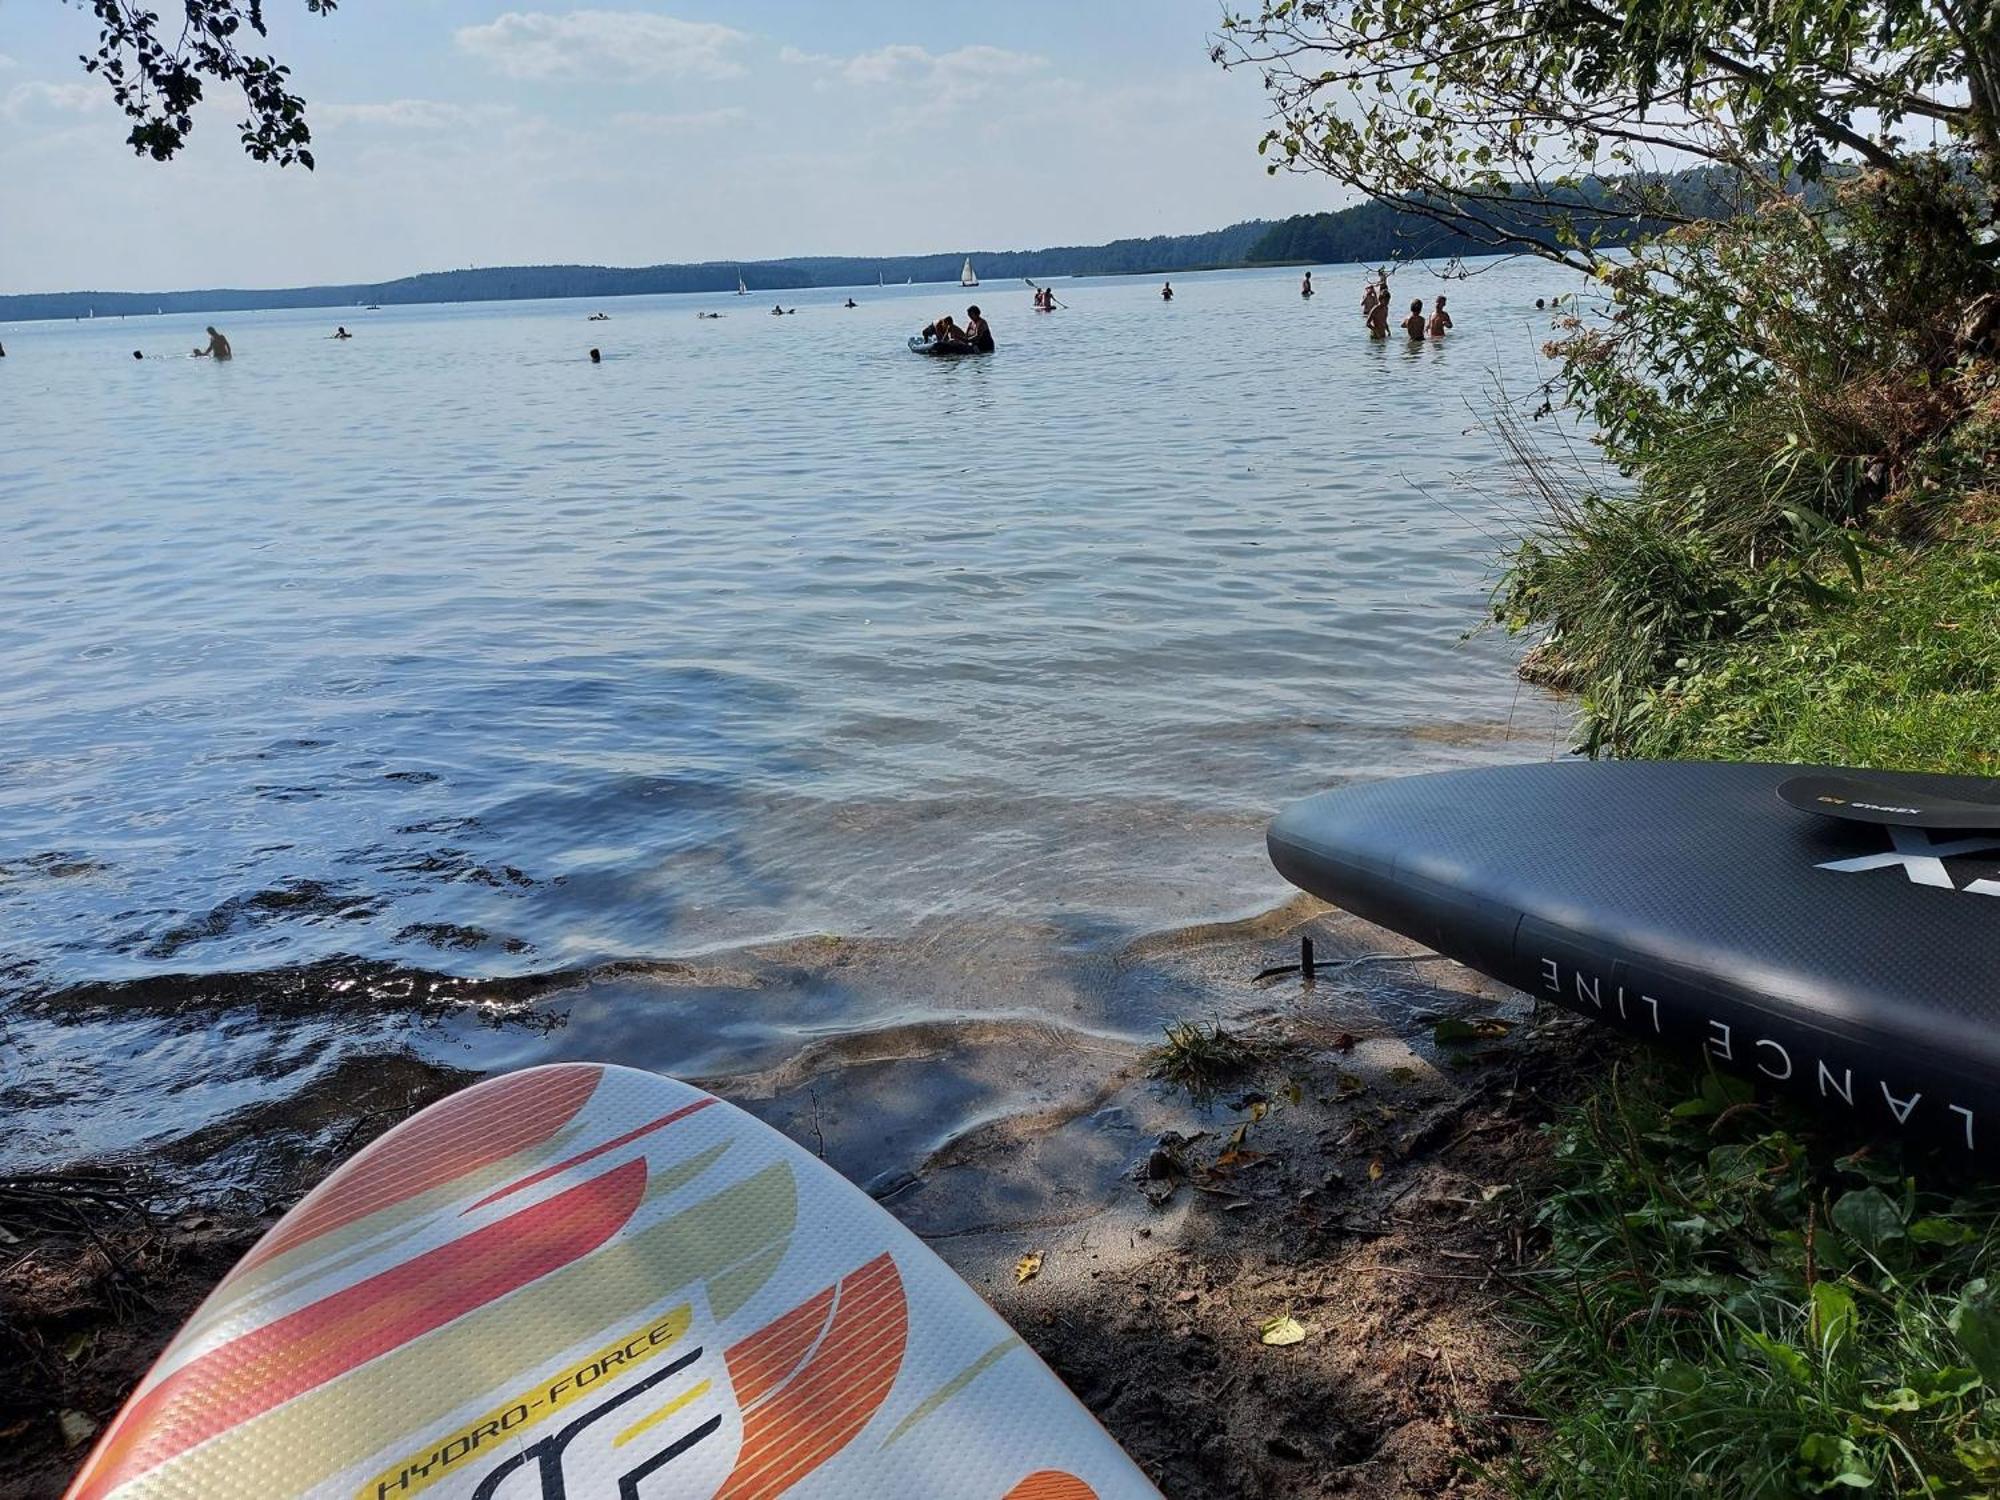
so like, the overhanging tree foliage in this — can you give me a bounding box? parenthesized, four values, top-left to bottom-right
(1212, 0, 1997, 270)
(69, 0, 335, 166)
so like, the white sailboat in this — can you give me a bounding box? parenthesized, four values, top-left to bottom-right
(960, 258, 978, 288)
(736, 269, 748, 296)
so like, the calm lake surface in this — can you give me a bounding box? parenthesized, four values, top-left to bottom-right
(0, 260, 1572, 1172)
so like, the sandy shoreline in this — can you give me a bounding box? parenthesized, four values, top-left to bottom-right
(0, 897, 1616, 1497)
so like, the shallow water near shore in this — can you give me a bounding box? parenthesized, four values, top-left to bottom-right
(0, 259, 1571, 1182)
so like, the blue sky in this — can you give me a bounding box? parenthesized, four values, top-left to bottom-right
(0, 2, 1342, 293)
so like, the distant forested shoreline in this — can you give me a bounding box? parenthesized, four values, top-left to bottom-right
(0, 202, 1588, 323)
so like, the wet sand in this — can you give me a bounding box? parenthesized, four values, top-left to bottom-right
(0, 902, 1611, 1498)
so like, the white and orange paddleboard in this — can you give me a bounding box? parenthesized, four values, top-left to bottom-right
(65, 1063, 1160, 1500)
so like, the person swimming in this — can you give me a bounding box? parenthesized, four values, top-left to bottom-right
(332, 326, 352, 340)
(1161, 281, 1174, 301)
(589, 348, 601, 363)
(1402, 299, 1427, 339)
(193, 326, 232, 360)
(963, 305, 995, 352)
(1535, 297, 1546, 310)
(1427, 295, 1453, 338)
(844, 298, 858, 308)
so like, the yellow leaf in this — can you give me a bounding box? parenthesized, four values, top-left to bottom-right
(1015, 1251, 1043, 1285)
(1368, 1158, 1385, 1182)
(1259, 1314, 1308, 1347)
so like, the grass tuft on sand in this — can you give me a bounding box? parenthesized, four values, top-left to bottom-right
(1145, 1019, 1259, 1098)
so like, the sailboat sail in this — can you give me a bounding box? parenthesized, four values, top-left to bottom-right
(960, 258, 978, 288)
(736, 270, 748, 295)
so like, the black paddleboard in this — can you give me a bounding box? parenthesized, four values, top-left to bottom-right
(1268, 762, 2000, 1157)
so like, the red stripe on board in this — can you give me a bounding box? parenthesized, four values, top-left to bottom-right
(1003, 1474, 1100, 1500)
(466, 1096, 716, 1212)
(68, 1157, 644, 1500)
(236, 1064, 603, 1275)
(728, 1286, 835, 1410)
(715, 1253, 907, 1500)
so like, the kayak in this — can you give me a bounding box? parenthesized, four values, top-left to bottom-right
(67, 1063, 1161, 1499)
(1269, 762, 2000, 1160)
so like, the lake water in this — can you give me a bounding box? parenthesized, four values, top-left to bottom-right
(0, 260, 1572, 1176)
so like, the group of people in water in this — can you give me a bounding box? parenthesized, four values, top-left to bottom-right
(917, 304, 996, 352)
(1360, 273, 1451, 340)
(17, 273, 1499, 370)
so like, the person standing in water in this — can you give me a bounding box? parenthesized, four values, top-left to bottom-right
(1401, 299, 1427, 340)
(1161, 280, 1174, 302)
(1365, 291, 1391, 339)
(963, 305, 995, 352)
(1427, 295, 1453, 338)
(193, 326, 232, 360)
(1301, 270, 1314, 298)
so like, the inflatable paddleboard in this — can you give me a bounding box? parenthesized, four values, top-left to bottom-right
(1269, 762, 2000, 1159)
(66, 1063, 1159, 1500)
(907, 336, 984, 357)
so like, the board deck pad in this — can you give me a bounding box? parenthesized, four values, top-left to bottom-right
(1268, 762, 2000, 1159)
(1777, 772, 2000, 830)
(66, 1063, 1160, 1500)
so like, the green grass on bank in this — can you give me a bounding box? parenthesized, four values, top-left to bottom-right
(1620, 543, 2000, 774)
(1506, 1057, 2000, 1498)
(1501, 536, 2000, 1495)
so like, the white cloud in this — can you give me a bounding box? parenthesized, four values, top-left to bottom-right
(784, 43, 1047, 90)
(317, 100, 514, 130)
(456, 11, 749, 82)
(2, 81, 101, 119)
(612, 106, 746, 133)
